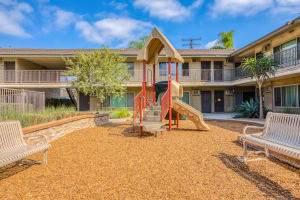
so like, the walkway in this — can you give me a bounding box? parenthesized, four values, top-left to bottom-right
(203, 113, 265, 125)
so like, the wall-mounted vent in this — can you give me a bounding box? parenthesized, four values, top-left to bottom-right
(192, 90, 200, 96)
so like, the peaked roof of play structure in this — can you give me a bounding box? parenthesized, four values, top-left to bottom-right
(137, 28, 184, 64)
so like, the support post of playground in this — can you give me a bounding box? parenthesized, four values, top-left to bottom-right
(143, 60, 146, 106)
(152, 63, 156, 105)
(168, 57, 172, 131)
(176, 62, 179, 128)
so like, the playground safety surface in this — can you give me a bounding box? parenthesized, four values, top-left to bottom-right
(0, 120, 299, 199)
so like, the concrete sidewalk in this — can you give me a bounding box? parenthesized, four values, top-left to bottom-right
(203, 113, 265, 125)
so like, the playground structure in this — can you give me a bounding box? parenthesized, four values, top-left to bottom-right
(133, 28, 210, 136)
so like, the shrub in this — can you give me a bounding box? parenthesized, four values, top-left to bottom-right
(46, 98, 74, 108)
(110, 108, 131, 119)
(0, 106, 78, 127)
(234, 99, 269, 118)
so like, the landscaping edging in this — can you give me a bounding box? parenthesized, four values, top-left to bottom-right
(24, 113, 109, 143)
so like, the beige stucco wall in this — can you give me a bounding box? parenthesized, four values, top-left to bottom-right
(263, 75, 300, 113)
(234, 24, 300, 61)
(0, 58, 3, 83)
(263, 88, 273, 110)
(181, 86, 235, 113)
(17, 58, 43, 70)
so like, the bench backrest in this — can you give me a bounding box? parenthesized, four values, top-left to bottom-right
(0, 121, 26, 153)
(262, 112, 300, 149)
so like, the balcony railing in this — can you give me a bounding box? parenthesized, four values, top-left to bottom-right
(157, 69, 245, 82)
(0, 68, 251, 84)
(271, 46, 300, 69)
(1, 70, 74, 84)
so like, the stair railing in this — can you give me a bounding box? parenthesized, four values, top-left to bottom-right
(133, 91, 143, 121)
(133, 90, 148, 122)
(161, 88, 170, 121)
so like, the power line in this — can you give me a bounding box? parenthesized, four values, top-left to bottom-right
(182, 38, 201, 49)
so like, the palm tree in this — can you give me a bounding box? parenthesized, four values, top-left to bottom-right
(218, 30, 235, 49)
(128, 36, 148, 49)
(241, 56, 278, 119)
(211, 30, 235, 49)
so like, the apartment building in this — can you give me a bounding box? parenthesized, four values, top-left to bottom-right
(0, 17, 300, 113)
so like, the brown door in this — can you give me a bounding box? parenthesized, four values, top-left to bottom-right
(79, 92, 90, 111)
(214, 91, 224, 112)
(201, 91, 211, 113)
(4, 62, 15, 82)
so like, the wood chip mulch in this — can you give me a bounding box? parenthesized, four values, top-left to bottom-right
(0, 120, 299, 200)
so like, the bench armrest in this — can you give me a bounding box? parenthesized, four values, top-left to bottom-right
(243, 125, 264, 135)
(23, 134, 49, 144)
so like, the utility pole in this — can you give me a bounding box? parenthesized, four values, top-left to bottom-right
(182, 38, 201, 49)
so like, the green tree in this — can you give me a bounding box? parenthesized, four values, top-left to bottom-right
(218, 30, 235, 49)
(241, 56, 278, 119)
(63, 48, 131, 107)
(128, 36, 148, 49)
(211, 30, 235, 49)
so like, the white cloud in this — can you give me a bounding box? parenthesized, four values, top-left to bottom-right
(75, 17, 153, 47)
(276, 0, 300, 6)
(273, 0, 300, 14)
(55, 9, 76, 27)
(109, 1, 128, 10)
(0, 0, 32, 37)
(204, 39, 220, 49)
(210, 0, 273, 17)
(133, 0, 203, 21)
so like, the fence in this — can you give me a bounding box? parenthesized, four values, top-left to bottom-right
(0, 88, 45, 115)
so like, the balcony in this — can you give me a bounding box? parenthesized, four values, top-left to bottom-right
(1, 68, 251, 87)
(272, 46, 300, 69)
(0, 70, 73, 87)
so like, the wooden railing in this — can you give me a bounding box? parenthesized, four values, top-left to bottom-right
(161, 88, 170, 121)
(0, 88, 45, 115)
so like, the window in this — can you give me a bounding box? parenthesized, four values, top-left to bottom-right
(274, 87, 281, 107)
(126, 92, 134, 107)
(274, 85, 299, 107)
(159, 62, 167, 76)
(182, 63, 189, 76)
(159, 62, 183, 76)
(126, 62, 134, 76)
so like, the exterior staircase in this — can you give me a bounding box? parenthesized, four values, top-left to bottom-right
(141, 105, 167, 134)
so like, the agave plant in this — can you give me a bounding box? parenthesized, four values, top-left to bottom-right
(235, 99, 269, 118)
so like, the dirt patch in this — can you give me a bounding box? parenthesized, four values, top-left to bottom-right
(0, 120, 299, 200)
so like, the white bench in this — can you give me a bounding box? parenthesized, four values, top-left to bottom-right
(239, 112, 300, 163)
(0, 121, 50, 168)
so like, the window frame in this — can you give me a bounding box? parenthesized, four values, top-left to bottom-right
(273, 83, 300, 108)
(126, 92, 135, 108)
(126, 62, 134, 76)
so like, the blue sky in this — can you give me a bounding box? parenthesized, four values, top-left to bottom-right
(0, 0, 299, 49)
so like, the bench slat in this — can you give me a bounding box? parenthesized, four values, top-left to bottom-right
(0, 121, 50, 168)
